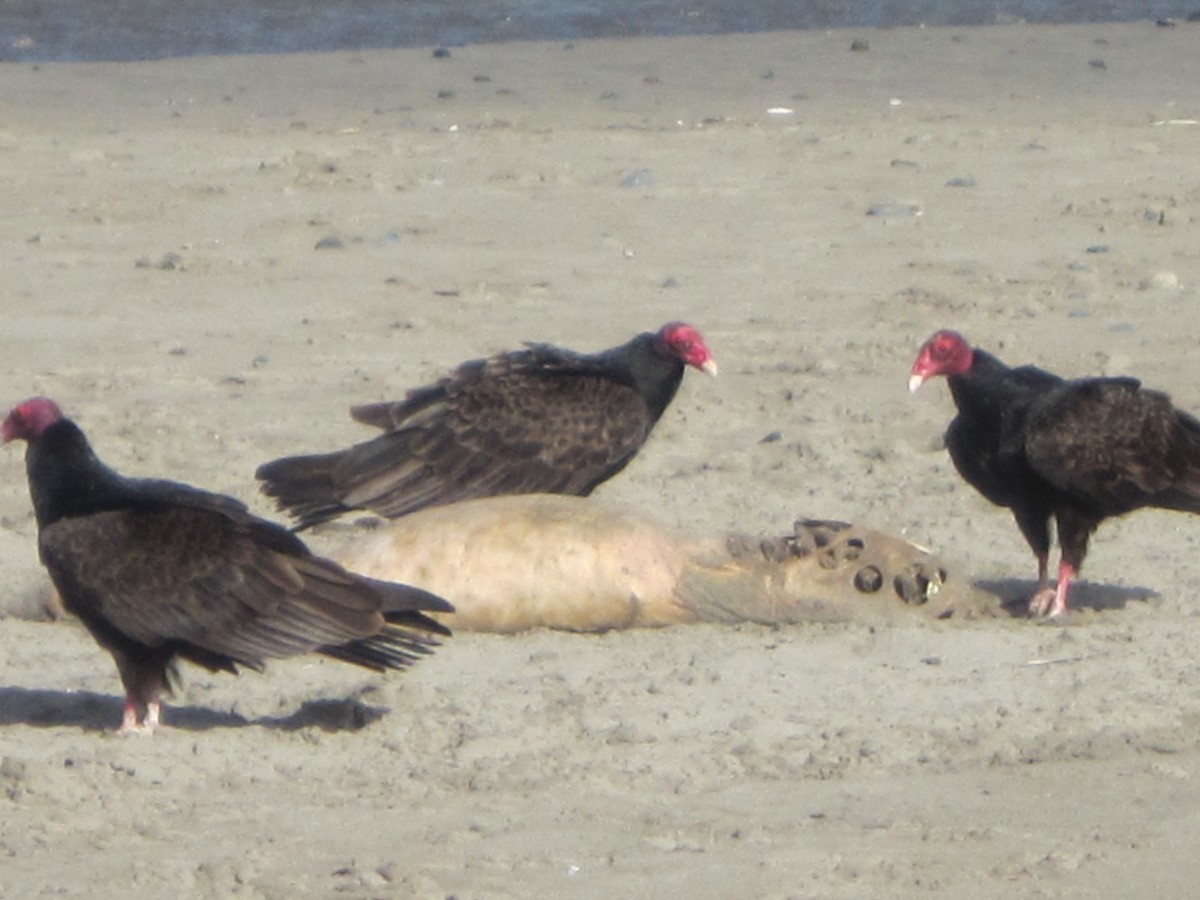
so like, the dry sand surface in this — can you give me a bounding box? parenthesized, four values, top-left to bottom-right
(2, 20, 1200, 898)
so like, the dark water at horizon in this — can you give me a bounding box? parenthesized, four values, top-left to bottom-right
(0, 0, 1195, 63)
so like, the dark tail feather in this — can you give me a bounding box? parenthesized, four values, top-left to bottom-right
(320, 625, 442, 671)
(256, 451, 352, 529)
(319, 582, 452, 672)
(369, 578, 453, 613)
(1155, 485, 1200, 515)
(368, 578, 454, 637)
(350, 401, 396, 430)
(1159, 411, 1200, 514)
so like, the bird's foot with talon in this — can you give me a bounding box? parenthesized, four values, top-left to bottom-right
(114, 699, 161, 735)
(1027, 586, 1067, 619)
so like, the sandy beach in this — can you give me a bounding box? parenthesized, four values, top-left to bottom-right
(2, 20, 1200, 897)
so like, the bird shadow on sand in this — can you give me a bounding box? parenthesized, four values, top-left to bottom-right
(973, 578, 1160, 617)
(0, 687, 389, 733)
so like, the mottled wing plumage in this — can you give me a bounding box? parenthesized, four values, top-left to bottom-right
(40, 505, 444, 672)
(331, 348, 656, 520)
(1024, 378, 1200, 515)
(257, 331, 699, 528)
(3, 400, 453, 731)
(914, 330, 1200, 616)
(350, 342, 626, 430)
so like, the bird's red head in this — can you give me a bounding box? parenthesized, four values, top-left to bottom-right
(909, 330, 974, 393)
(654, 322, 718, 376)
(2, 397, 65, 444)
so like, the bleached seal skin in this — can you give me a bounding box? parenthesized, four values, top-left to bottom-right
(337, 495, 689, 632)
(335, 495, 996, 633)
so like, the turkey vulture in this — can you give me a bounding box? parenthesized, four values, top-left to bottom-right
(909, 329, 1200, 617)
(2, 397, 452, 732)
(256, 322, 717, 529)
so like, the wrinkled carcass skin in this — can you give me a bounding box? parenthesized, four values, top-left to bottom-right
(334, 496, 996, 633)
(336, 495, 690, 632)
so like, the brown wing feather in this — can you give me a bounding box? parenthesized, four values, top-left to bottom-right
(38, 506, 433, 668)
(350, 344, 593, 430)
(333, 369, 654, 519)
(1024, 379, 1200, 514)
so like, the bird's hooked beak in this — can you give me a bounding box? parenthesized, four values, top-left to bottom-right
(908, 372, 926, 394)
(700, 359, 719, 378)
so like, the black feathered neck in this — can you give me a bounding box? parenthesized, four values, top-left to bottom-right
(948, 348, 1007, 407)
(595, 331, 686, 421)
(24, 418, 262, 536)
(24, 419, 134, 528)
(947, 347, 1064, 426)
(954, 348, 1059, 385)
